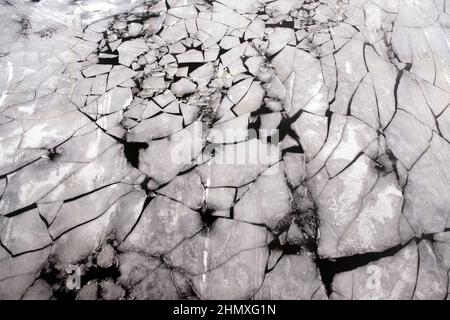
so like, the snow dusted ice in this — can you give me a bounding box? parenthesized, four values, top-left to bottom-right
(0, 0, 450, 300)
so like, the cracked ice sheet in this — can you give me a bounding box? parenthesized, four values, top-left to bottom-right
(0, 0, 449, 301)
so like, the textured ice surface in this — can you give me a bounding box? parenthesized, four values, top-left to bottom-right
(0, 0, 449, 300)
